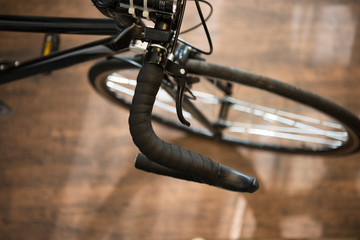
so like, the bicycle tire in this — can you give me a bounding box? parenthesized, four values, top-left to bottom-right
(88, 56, 360, 155)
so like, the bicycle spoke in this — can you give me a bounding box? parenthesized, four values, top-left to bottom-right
(186, 77, 349, 148)
(107, 75, 192, 118)
(231, 98, 344, 130)
(108, 73, 137, 86)
(227, 126, 342, 147)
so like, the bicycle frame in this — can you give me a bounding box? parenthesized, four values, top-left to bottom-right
(0, 14, 222, 135)
(0, 15, 141, 84)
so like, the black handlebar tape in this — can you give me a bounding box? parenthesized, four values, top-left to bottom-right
(135, 153, 259, 193)
(128, 63, 259, 193)
(135, 153, 204, 183)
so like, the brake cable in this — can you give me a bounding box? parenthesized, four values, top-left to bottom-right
(180, 0, 213, 35)
(177, 0, 213, 55)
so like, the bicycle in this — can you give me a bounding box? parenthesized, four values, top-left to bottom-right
(1, 0, 360, 193)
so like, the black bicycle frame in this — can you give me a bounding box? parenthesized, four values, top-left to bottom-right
(0, 15, 141, 84)
(0, 14, 221, 135)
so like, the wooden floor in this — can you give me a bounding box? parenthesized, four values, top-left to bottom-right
(1, 0, 360, 239)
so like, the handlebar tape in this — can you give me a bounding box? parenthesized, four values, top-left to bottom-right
(134, 153, 259, 193)
(135, 153, 204, 183)
(128, 63, 259, 193)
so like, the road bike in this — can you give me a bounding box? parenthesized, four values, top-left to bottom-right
(1, 0, 360, 193)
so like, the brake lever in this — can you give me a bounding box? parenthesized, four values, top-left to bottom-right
(176, 76, 191, 126)
(165, 60, 191, 127)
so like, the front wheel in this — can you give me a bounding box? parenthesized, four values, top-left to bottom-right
(89, 56, 360, 155)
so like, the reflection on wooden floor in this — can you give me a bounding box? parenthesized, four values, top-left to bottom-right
(1, 0, 360, 239)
